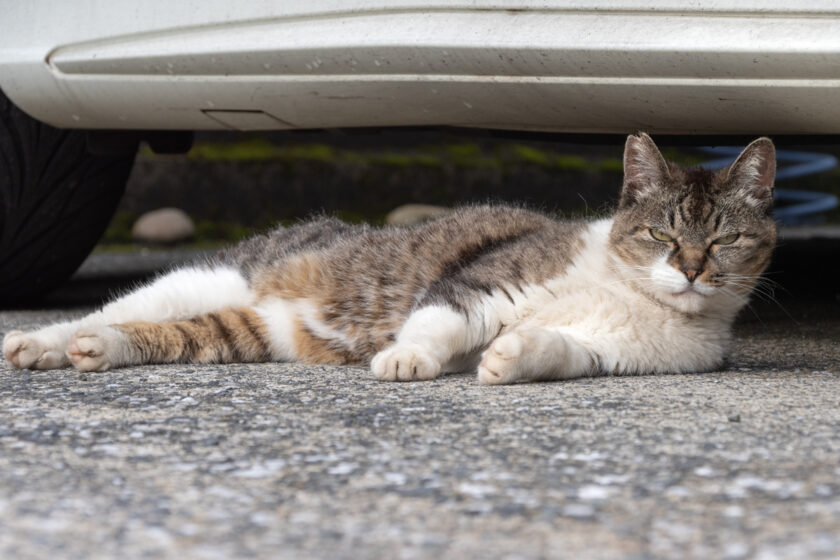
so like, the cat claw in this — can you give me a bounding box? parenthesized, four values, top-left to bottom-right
(371, 344, 441, 381)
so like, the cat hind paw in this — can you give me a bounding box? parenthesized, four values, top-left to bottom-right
(67, 327, 127, 372)
(3, 330, 70, 370)
(371, 344, 441, 381)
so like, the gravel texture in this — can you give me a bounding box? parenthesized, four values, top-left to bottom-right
(1, 253, 839, 558)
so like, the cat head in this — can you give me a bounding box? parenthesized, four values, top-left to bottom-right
(609, 132, 777, 314)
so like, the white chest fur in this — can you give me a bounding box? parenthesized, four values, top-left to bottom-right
(473, 219, 736, 375)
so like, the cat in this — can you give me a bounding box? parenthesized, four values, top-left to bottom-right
(2, 133, 777, 385)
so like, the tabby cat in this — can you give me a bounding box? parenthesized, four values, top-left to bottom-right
(3, 133, 777, 384)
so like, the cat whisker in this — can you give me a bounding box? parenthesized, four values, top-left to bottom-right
(718, 287, 765, 323)
(720, 281, 797, 324)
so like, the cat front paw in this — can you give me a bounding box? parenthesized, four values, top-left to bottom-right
(371, 344, 441, 381)
(67, 327, 127, 372)
(3, 330, 71, 370)
(478, 332, 525, 385)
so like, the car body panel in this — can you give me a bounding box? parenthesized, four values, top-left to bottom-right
(2, 1, 840, 133)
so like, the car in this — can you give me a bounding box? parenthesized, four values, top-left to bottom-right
(1, 0, 839, 302)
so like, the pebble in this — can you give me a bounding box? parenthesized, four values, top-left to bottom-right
(132, 208, 195, 243)
(385, 204, 452, 226)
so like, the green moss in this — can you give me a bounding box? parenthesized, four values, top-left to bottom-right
(660, 148, 706, 167)
(188, 139, 343, 163)
(553, 154, 588, 171)
(138, 143, 156, 158)
(511, 145, 551, 166)
(179, 138, 616, 172)
(503, 146, 593, 171)
(597, 158, 624, 173)
(189, 138, 279, 161)
(444, 143, 482, 159)
(433, 143, 496, 168)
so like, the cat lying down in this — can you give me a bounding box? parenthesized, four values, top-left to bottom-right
(3, 133, 777, 384)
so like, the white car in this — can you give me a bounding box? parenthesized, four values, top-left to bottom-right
(1, 0, 838, 301)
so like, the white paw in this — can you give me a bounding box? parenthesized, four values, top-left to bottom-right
(3, 330, 71, 370)
(477, 332, 525, 385)
(66, 327, 126, 372)
(371, 344, 441, 382)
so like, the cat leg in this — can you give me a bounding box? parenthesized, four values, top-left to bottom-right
(477, 328, 596, 385)
(3, 266, 252, 370)
(371, 305, 486, 381)
(66, 306, 276, 371)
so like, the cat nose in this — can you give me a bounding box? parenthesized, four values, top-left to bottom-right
(680, 264, 702, 282)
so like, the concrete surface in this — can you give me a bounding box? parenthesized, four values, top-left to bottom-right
(1, 255, 839, 559)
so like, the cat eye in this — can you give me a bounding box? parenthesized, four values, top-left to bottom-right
(649, 229, 674, 242)
(713, 233, 740, 245)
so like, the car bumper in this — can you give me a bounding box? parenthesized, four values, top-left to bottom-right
(2, 1, 840, 134)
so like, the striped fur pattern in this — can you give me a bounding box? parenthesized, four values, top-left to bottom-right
(114, 308, 272, 364)
(3, 134, 778, 384)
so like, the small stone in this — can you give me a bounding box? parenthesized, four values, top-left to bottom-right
(386, 204, 452, 226)
(561, 503, 596, 519)
(132, 208, 195, 243)
(728, 412, 741, 423)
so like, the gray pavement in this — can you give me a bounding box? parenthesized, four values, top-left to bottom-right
(1, 261, 840, 559)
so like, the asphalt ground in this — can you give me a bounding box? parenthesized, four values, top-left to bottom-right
(1, 246, 839, 559)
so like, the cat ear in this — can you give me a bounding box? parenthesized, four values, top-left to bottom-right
(726, 137, 776, 214)
(620, 132, 670, 207)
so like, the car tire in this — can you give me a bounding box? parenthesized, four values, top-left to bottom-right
(0, 91, 136, 305)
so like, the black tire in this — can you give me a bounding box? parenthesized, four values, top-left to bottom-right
(0, 91, 136, 305)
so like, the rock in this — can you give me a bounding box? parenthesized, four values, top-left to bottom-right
(132, 208, 195, 244)
(386, 204, 452, 226)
